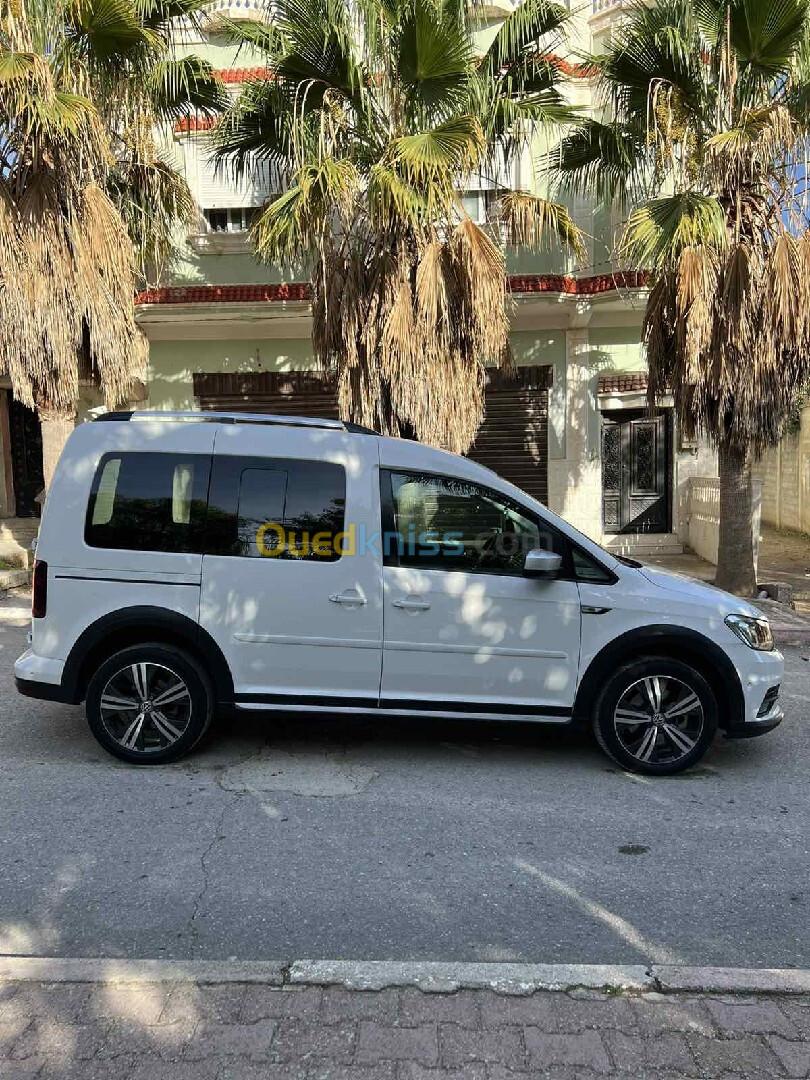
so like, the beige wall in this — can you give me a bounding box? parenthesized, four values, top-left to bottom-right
(754, 409, 810, 534)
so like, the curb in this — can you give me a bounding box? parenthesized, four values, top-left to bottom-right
(0, 958, 809, 996)
(771, 626, 810, 647)
(0, 568, 30, 593)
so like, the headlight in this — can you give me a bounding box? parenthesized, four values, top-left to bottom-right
(725, 614, 774, 651)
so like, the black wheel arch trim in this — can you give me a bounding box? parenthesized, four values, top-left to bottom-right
(60, 607, 235, 706)
(572, 624, 745, 730)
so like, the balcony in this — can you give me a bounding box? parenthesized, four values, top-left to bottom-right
(203, 0, 266, 25)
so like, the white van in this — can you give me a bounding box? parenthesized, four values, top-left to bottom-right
(15, 411, 783, 774)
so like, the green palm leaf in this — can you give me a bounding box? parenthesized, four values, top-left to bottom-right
(483, 0, 569, 76)
(621, 193, 727, 271)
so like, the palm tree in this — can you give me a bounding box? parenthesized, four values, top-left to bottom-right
(0, 0, 224, 487)
(555, 0, 810, 595)
(213, 0, 584, 454)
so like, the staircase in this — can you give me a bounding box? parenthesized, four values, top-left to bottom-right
(0, 518, 40, 568)
(603, 532, 684, 557)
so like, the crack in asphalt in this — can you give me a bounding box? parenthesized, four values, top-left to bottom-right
(187, 788, 244, 958)
(185, 743, 269, 957)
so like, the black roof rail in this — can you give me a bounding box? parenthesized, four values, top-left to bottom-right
(92, 410, 378, 434)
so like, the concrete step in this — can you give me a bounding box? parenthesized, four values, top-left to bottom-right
(0, 518, 40, 569)
(604, 533, 684, 557)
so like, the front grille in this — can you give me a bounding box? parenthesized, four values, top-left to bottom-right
(757, 685, 780, 717)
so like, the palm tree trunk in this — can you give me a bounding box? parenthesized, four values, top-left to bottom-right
(714, 438, 757, 596)
(39, 407, 76, 492)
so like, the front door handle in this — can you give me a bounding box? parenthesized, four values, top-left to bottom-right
(392, 597, 431, 612)
(329, 592, 367, 606)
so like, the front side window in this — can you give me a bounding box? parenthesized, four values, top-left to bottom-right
(207, 457, 346, 561)
(385, 471, 564, 575)
(86, 453, 210, 553)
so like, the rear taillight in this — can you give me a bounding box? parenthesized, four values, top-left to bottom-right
(32, 559, 47, 619)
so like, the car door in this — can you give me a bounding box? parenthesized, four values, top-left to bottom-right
(379, 469, 581, 718)
(199, 425, 383, 708)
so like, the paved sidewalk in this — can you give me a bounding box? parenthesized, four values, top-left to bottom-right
(1, 979, 809, 1079)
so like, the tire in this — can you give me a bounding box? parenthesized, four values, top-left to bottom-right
(592, 656, 718, 776)
(86, 643, 214, 765)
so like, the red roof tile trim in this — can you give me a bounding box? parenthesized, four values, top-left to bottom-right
(598, 372, 648, 394)
(136, 273, 649, 306)
(174, 115, 217, 133)
(215, 67, 274, 84)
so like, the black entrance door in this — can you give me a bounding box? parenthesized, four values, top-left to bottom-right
(8, 398, 44, 518)
(602, 410, 671, 534)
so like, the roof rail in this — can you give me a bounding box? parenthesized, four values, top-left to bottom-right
(92, 410, 375, 433)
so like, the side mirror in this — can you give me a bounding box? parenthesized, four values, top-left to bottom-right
(523, 548, 562, 579)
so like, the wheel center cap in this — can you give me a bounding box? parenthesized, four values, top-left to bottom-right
(653, 713, 664, 725)
(143, 700, 153, 712)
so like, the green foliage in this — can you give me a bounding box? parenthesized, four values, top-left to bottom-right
(213, 0, 583, 450)
(555, 0, 810, 460)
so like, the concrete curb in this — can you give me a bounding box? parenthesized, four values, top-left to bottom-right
(0, 568, 30, 593)
(0, 958, 809, 995)
(0, 958, 287, 985)
(288, 961, 650, 994)
(771, 626, 810, 647)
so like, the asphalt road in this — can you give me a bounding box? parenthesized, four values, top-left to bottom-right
(1, 592, 808, 968)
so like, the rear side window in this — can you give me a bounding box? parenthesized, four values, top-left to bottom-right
(207, 456, 346, 561)
(85, 453, 210, 553)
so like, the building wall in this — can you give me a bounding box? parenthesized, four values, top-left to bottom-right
(754, 408, 810, 534)
(147, 337, 317, 411)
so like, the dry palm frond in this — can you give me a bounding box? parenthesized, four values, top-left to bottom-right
(0, 179, 145, 412)
(497, 189, 586, 260)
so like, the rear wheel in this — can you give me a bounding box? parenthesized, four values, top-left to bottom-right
(86, 644, 214, 764)
(593, 657, 718, 775)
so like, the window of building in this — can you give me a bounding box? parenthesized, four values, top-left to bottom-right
(85, 453, 210, 552)
(203, 207, 260, 233)
(207, 457, 346, 561)
(384, 471, 564, 575)
(457, 190, 492, 224)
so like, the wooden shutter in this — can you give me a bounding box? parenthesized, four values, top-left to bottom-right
(467, 367, 551, 505)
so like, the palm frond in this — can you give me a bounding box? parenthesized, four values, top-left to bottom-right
(621, 193, 727, 271)
(483, 0, 569, 76)
(392, 114, 485, 183)
(146, 56, 228, 119)
(495, 190, 586, 261)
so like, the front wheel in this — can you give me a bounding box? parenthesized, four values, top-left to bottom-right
(593, 657, 718, 776)
(86, 644, 214, 765)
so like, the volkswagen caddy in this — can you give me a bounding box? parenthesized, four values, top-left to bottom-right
(15, 411, 784, 774)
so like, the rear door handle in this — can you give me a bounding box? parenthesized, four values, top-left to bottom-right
(392, 598, 431, 612)
(329, 592, 367, 606)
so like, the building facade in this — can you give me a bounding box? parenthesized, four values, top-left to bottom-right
(0, 0, 718, 563)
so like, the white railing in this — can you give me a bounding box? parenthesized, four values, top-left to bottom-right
(591, 0, 622, 15)
(687, 476, 762, 570)
(203, 0, 267, 22)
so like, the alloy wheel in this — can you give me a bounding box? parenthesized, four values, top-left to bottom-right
(99, 662, 192, 754)
(613, 675, 705, 767)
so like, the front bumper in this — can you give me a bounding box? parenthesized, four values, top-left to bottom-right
(724, 644, 784, 738)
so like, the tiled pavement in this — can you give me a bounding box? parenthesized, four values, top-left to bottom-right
(0, 981, 809, 1079)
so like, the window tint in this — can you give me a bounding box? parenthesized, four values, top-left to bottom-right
(386, 471, 566, 575)
(207, 457, 346, 561)
(571, 546, 616, 584)
(237, 469, 288, 557)
(86, 453, 210, 553)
